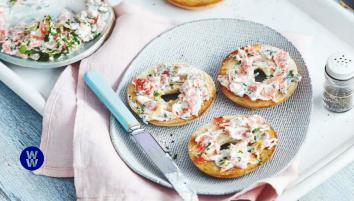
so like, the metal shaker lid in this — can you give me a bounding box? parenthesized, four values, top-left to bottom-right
(326, 53, 354, 80)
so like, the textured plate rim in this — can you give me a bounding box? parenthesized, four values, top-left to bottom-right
(109, 18, 312, 195)
(0, 7, 115, 69)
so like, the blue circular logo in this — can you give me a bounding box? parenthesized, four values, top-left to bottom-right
(20, 146, 44, 171)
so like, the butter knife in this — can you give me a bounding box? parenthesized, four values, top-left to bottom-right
(84, 70, 198, 201)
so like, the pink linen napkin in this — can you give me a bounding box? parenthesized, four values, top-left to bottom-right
(35, 1, 312, 200)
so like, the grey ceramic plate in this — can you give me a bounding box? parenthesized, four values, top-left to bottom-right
(0, 7, 114, 68)
(110, 19, 312, 195)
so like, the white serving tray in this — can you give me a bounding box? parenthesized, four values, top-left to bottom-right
(1, 0, 353, 200)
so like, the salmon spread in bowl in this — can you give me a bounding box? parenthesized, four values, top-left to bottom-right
(0, 0, 110, 61)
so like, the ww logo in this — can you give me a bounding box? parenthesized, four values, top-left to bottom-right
(20, 146, 44, 171)
(26, 150, 38, 167)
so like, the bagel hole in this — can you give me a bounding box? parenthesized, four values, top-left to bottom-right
(161, 92, 180, 102)
(220, 143, 231, 150)
(254, 69, 267, 82)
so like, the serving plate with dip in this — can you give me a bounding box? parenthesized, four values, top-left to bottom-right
(110, 19, 312, 195)
(0, 0, 115, 68)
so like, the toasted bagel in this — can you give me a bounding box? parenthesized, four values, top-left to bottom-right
(218, 44, 301, 109)
(188, 115, 277, 178)
(127, 64, 216, 126)
(167, 0, 223, 10)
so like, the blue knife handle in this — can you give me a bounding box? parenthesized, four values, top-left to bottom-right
(84, 70, 140, 132)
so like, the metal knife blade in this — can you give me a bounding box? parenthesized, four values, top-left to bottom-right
(132, 128, 198, 201)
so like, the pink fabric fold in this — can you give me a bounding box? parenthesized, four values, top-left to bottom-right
(36, 2, 311, 200)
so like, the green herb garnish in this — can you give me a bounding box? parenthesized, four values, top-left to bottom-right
(252, 127, 261, 133)
(18, 44, 28, 54)
(285, 70, 294, 80)
(153, 91, 160, 97)
(9, 0, 17, 6)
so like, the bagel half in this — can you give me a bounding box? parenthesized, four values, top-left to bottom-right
(167, 0, 223, 10)
(127, 64, 216, 126)
(188, 115, 277, 178)
(218, 44, 301, 109)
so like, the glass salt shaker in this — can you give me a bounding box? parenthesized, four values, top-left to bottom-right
(323, 53, 354, 113)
